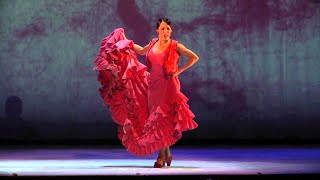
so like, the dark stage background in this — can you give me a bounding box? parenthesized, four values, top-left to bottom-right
(0, 0, 320, 145)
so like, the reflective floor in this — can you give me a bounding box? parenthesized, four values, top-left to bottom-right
(0, 145, 320, 179)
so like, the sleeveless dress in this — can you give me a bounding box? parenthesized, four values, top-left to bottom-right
(93, 28, 198, 156)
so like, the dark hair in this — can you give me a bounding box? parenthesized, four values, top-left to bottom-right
(156, 18, 172, 29)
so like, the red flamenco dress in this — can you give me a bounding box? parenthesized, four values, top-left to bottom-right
(93, 28, 198, 156)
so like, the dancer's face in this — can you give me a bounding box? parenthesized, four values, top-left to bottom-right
(157, 21, 172, 41)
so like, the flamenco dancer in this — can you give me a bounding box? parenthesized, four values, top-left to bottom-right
(93, 18, 199, 168)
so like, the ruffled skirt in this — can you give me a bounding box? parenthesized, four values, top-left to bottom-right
(93, 28, 198, 156)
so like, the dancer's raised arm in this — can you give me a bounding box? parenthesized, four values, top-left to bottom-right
(133, 44, 150, 55)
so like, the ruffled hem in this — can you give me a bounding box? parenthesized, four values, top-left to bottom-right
(93, 28, 149, 127)
(93, 28, 198, 156)
(117, 94, 198, 156)
(127, 93, 198, 156)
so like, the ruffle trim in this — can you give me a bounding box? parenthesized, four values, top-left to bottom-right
(122, 93, 198, 156)
(93, 28, 149, 128)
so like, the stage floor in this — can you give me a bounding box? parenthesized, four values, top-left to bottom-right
(0, 145, 319, 179)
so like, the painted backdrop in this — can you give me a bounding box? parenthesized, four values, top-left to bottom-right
(0, 0, 319, 142)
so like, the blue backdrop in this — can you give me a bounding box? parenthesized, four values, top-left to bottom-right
(0, 0, 319, 142)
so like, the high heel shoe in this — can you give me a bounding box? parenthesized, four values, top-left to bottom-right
(165, 156, 172, 166)
(153, 157, 165, 168)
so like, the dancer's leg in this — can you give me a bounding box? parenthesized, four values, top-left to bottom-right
(164, 146, 172, 166)
(154, 148, 166, 168)
(165, 146, 171, 158)
(158, 148, 166, 159)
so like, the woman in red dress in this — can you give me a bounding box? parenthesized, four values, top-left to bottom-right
(133, 18, 199, 167)
(93, 18, 199, 168)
